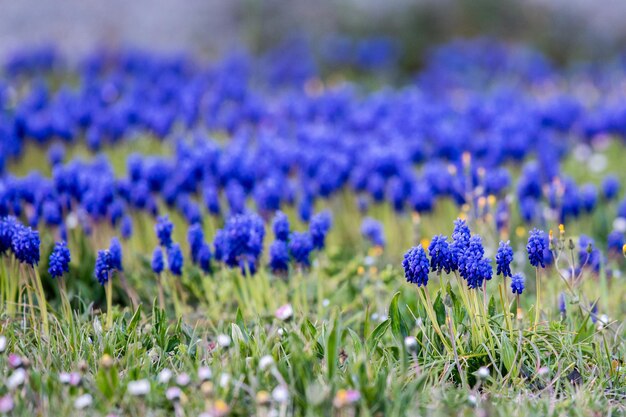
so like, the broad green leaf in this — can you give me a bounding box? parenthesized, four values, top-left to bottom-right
(389, 292, 409, 341)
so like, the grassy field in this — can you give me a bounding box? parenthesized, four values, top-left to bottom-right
(0, 135, 624, 417)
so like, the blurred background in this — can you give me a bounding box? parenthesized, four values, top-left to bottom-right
(1, 0, 625, 68)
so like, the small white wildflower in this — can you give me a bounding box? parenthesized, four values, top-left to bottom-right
(176, 373, 191, 387)
(613, 217, 626, 233)
(272, 385, 289, 403)
(477, 367, 489, 380)
(275, 304, 293, 321)
(404, 337, 417, 352)
(364, 256, 375, 266)
(277, 328, 285, 336)
(259, 355, 274, 371)
(217, 334, 231, 348)
(74, 394, 93, 410)
(6, 369, 26, 390)
(322, 299, 330, 307)
(573, 144, 591, 162)
(59, 372, 71, 384)
(598, 314, 610, 329)
(198, 366, 212, 381)
(165, 387, 182, 401)
(538, 367, 549, 377)
(157, 368, 173, 384)
(93, 317, 103, 336)
(0, 336, 6, 353)
(66, 213, 78, 229)
(467, 394, 477, 406)
(219, 373, 230, 388)
(127, 379, 150, 396)
(588, 154, 607, 173)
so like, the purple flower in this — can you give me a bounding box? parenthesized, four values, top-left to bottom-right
(108, 237, 123, 271)
(309, 211, 333, 250)
(361, 217, 385, 248)
(11, 225, 40, 266)
(288, 232, 313, 267)
(269, 240, 290, 273)
(48, 241, 71, 278)
(526, 229, 547, 268)
(155, 215, 174, 248)
(428, 235, 452, 274)
(272, 211, 290, 242)
(510, 273, 525, 294)
(94, 250, 112, 285)
(151, 247, 164, 274)
(402, 245, 429, 287)
(167, 243, 184, 276)
(495, 241, 513, 277)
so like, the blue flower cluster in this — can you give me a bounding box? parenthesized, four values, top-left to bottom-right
(361, 217, 385, 248)
(48, 241, 71, 278)
(0, 39, 624, 248)
(0, 216, 40, 266)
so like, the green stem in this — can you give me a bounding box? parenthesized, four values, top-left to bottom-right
(534, 267, 540, 331)
(32, 267, 49, 337)
(106, 277, 113, 329)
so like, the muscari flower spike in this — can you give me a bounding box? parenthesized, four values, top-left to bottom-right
(361, 217, 385, 248)
(309, 210, 332, 250)
(402, 245, 429, 287)
(450, 218, 471, 270)
(272, 211, 290, 242)
(167, 243, 184, 276)
(187, 223, 204, 264)
(288, 231, 314, 267)
(269, 240, 290, 273)
(459, 235, 491, 289)
(510, 273, 525, 294)
(155, 215, 174, 248)
(151, 247, 164, 274)
(495, 240, 513, 277)
(94, 250, 112, 285)
(11, 225, 40, 266)
(428, 234, 452, 274)
(197, 243, 212, 274)
(0, 216, 19, 255)
(48, 241, 71, 278)
(108, 237, 123, 271)
(526, 228, 547, 268)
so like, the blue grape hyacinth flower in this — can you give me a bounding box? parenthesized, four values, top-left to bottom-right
(167, 243, 184, 276)
(495, 241, 513, 277)
(402, 245, 430, 287)
(428, 235, 452, 274)
(526, 228, 547, 268)
(510, 273, 525, 294)
(288, 232, 314, 267)
(155, 215, 174, 248)
(48, 241, 71, 278)
(151, 247, 164, 274)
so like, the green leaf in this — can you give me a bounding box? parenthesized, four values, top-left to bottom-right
(500, 334, 515, 374)
(326, 314, 340, 381)
(433, 292, 446, 326)
(366, 319, 390, 351)
(127, 305, 141, 335)
(346, 328, 363, 355)
(488, 295, 496, 317)
(389, 292, 409, 342)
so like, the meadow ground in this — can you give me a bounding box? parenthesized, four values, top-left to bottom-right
(1, 41, 626, 417)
